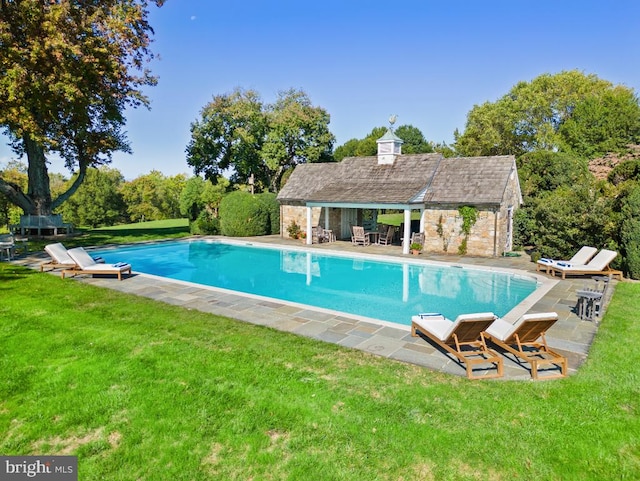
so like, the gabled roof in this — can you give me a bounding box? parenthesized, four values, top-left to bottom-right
(277, 153, 519, 207)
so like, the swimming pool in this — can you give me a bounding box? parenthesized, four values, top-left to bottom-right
(94, 240, 539, 327)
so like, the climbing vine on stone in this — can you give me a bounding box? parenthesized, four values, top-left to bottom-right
(458, 206, 478, 255)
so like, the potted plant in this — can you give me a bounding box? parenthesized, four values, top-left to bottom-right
(410, 242, 422, 255)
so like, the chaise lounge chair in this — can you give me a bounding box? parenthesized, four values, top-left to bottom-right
(41, 242, 104, 271)
(411, 312, 503, 379)
(548, 249, 622, 280)
(62, 247, 131, 281)
(536, 246, 597, 274)
(484, 312, 567, 380)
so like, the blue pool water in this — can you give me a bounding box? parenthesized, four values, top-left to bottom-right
(95, 240, 538, 326)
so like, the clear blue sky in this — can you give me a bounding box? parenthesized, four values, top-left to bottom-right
(1, 0, 639, 180)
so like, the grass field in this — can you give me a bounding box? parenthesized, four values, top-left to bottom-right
(1, 227, 639, 480)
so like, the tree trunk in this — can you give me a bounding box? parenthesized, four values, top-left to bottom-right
(25, 135, 52, 215)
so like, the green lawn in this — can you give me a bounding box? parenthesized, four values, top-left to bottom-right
(1, 232, 639, 480)
(26, 218, 191, 253)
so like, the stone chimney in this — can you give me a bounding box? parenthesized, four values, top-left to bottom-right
(376, 115, 403, 164)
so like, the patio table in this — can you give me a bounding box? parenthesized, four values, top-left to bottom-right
(575, 290, 603, 321)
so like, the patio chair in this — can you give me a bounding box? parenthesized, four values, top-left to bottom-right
(411, 312, 503, 379)
(41, 242, 103, 271)
(0, 233, 15, 261)
(312, 226, 328, 244)
(351, 226, 371, 246)
(484, 312, 567, 380)
(536, 246, 597, 274)
(62, 247, 131, 281)
(548, 249, 622, 280)
(377, 225, 394, 245)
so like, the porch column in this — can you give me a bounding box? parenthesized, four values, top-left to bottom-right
(419, 207, 426, 233)
(402, 209, 411, 254)
(324, 207, 330, 230)
(306, 206, 313, 245)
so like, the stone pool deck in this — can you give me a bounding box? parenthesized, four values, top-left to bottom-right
(17, 236, 618, 380)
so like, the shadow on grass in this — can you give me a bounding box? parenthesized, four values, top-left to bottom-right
(0, 263, 37, 282)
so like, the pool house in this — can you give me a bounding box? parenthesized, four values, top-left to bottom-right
(277, 127, 523, 256)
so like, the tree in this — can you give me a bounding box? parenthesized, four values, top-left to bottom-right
(59, 167, 127, 227)
(179, 176, 206, 222)
(559, 87, 640, 159)
(332, 125, 433, 161)
(394, 125, 434, 154)
(0, 160, 27, 228)
(120, 171, 185, 222)
(517, 151, 590, 198)
(333, 138, 360, 162)
(0, 0, 162, 216)
(520, 182, 617, 260)
(261, 89, 335, 191)
(454, 70, 630, 158)
(186, 88, 335, 193)
(186, 89, 266, 188)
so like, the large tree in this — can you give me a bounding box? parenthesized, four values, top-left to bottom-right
(261, 89, 335, 192)
(186, 88, 335, 193)
(186, 89, 267, 188)
(454, 70, 640, 158)
(0, 0, 162, 215)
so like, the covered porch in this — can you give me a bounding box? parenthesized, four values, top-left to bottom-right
(302, 201, 426, 254)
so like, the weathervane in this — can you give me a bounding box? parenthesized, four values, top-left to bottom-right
(388, 114, 397, 131)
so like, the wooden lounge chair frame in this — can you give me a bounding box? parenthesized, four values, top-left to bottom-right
(41, 243, 76, 272)
(62, 264, 131, 281)
(484, 314, 567, 380)
(61, 247, 131, 281)
(548, 249, 622, 280)
(411, 313, 504, 380)
(550, 265, 623, 280)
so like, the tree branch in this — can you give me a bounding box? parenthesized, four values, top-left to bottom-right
(0, 177, 33, 213)
(51, 161, 88, 210)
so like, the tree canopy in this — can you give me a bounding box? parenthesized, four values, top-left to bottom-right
(0, 0, 162, 215)
(186, 88, 335, 193)
(333, 125, 434, 162)
(454, 70, 640, 159)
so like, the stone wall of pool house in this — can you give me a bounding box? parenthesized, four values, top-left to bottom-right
(281, 205, 357, 241)
(422, 206, 498, 257)
(281, 205, 321, 239)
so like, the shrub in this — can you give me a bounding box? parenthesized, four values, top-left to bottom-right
(621, 185, 640, 279)
(258, 192, 280, 235)
(287, 220, 302, 239)
(190, 210, 220, 235)
(219, 191, 270, 237)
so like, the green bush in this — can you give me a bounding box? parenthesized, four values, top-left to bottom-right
(258, 192, 280, 235)
(621, 185, 640, 279)
(219, 191, 272, 237)
(190, 210, 220, 235)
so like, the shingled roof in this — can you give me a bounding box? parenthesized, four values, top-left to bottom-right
(277, 153, 519, 207)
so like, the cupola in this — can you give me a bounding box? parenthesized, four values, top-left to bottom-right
(376, 115, 403, 164)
